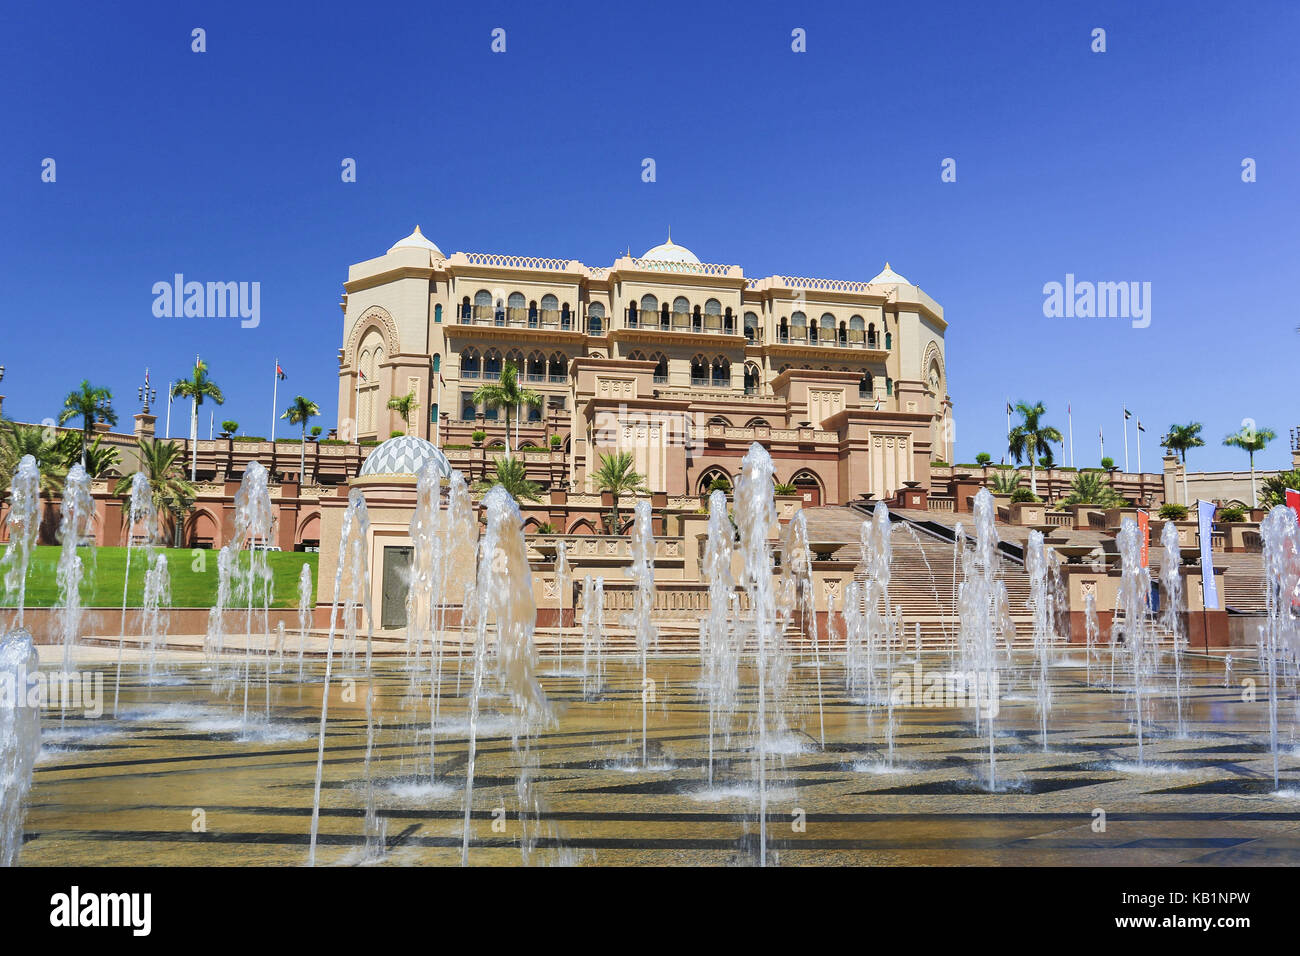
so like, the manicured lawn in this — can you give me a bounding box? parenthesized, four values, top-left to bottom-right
(12, 546, 318, 608)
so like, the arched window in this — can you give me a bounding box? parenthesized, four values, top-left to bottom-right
(548, 352, 566, 382)
(673, 296, 690, 315)
(461, 347, 480, 379)
(432, 353, 440, 373)
(790, 470, 823, 506)
(640, 294, 658, 314)
(484, 348, 502, 378)
(705, 298, 722, 314)
(660, 302, 670, 329)
(848, 314, 864, 345)
(885, 376, 893, 396)
(475, 289, 492, 308)
(817, 313, 835, 344)
(744, 362, 760, 395)
(791, 311, 807, 342)
(724, 307, 734, 334)
(652, 352, 668, 383)
(628, 349, 646, 361)
(708, 416, 730, 426)
(508, 292, 526, 323)
(526, 350, 546, 382)
(505, 348, 524, 372)
(745, 417, 770, 428)
(697, 467, 731, 496)
(860, 371, 873, 399)
(885, 331, 892, 350)
(868, 323, 878, 349)
(711, 355, 730, 387)
(778, 316, 789, 343)
(588, 301, 605, 335)
(541, 295, 559, 327)
(627, 300, 638, 326)
(744, 311, 758, 342)
(460, 296, 471, 321)
(434, 304, 442, 325)
(690, 355, 709, 385)
(561, 302, 571, 329)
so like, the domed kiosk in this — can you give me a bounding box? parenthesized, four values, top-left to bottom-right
(319, 434, 456, 629)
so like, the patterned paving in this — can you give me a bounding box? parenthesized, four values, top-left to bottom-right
(17, 652, 1300, 866)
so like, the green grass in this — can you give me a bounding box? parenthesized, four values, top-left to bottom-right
(12, 546, 318, 608)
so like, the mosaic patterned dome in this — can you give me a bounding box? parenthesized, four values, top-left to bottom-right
(359, 434, 452, 479)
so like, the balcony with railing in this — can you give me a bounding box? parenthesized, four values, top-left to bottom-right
(754, 326, 889, 351)
(456, 305, 576, 333)
(622, 309, 742, 337)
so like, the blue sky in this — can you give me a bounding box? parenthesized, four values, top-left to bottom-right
(2, 0, 1296, 471)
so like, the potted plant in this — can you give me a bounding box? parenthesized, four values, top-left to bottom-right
(220, 420, 239, 440)
(472, 430, 486, 447)
(309, 425, 322, 442)
(549, 434, 563, 450)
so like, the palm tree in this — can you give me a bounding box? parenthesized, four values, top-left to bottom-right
(0, 422, 68, 496)
(386, 390, 419, 435)
(1161, 422, 1205, 506)
(474, 455, 541, 503)
(80, 436, 121, 479)
(472, 361, 542, 454)
(171, 358, 224, 481)
(1223, 423, 1276, 508)
(114, 438, 195, 545)
(1007, 401, 1063, 498)
(1063, 470, 1122, 507)
(58, 380, 117, 467)
(988, 469, 1022, 495)
(281, 396, 320, 482)
(591, 451, 647, 533)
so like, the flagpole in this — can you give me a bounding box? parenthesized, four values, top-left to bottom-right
(435, 370, 442, 445)
(271, 357, 279, 442)
(1137, 420, 1143, 473)
(1100, 427, 1104, 464)
(354, 369, 362, 444)
(1122, 409, 1130, 473)
(1006, 400, 1012, 464)
(165, 381, 172, 438)
(1068, 403, 1075, 468)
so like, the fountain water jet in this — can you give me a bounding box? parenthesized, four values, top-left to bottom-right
(56, 464, 94, 674)
(1260, 505, 1300, 790)
(1157, 521, 1187, 737)
(625, 499, 657, 766)
(1114, 518, 1153, 765)
(0, 628, 40, 866)
(233, 461, 274, 722)
(113, 473, 158, 717)
(2, 457, 41, 629)
(1026, 530, 1053, 750)
(701, 489, 739, 787)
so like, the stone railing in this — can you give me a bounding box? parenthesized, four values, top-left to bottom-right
(1046, 511, 1072, 527)
(927, 495, 956, 513)
(529, 534, 684, 561)
(583, 583, 754, 616)
(460, 252, 573, 271)
(695, 423, 837, 445)
(629, 258, 741, 277)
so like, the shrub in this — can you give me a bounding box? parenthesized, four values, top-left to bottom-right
(549, 434, 563, 448)
(1101, 457, 1115, 470)
(318, 439, 349, 446)
(930, 460, 950, 467)
(220, 420, 239, 436)
(1159, 503, 1189, 521)
(310, 426, 322, 438)
(1217, 506, 1247, 522)
(1010, 487, 1040, 504)
(472, 430, 486, 444)
(774, 481, 798, 496)
(1063, 470, 1122, 507)
(390, 430, 405, 438)
(989, 470, 1022, 495)
(233, 436, 266, 442)
(1260, 470, 1300, 508)
(706, 476, 733, 494)
(975, 452, 992, 466)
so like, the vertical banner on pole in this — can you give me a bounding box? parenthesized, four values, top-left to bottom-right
(1196, 499, 1220, 610)
(1136, 509, 1149, 567)
(1287, 488, 1300, 526)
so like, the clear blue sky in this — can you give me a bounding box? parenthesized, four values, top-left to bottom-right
(2, 0, 1296, 471)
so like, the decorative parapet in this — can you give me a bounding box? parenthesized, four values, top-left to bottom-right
(528, 534, 684, 561)
(696, 423, 837, 445)
(454, 252, 578, 272)
(628, 258, 742, 277)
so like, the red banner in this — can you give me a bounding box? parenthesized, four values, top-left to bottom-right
(1287, 488, 1300, 526)
(1137, 509, 1149, 567)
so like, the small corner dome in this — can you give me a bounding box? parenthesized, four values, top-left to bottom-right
(388, 225, 444, 258)
(869, 261, 910, 285)
(359, 435, 451, 479)
(641, 235, 700, 264)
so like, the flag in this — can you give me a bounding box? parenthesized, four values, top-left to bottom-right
(1006, 402, 1013, 415)
(1123, 408, 1131, 420)
(1137, 419, 1145, 432)
(1136, 510, 1150, 568)
(1197, 500, 1220, 610)
(276, 363, 287, 381)
(358, 369, 367, 382)
(1287, 488, 1299, 526)
(1067, 402, 1071, 415)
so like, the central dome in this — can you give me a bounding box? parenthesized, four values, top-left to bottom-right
(640, 235, 700, 264)
(387, 225, 444, 258)
(359, 434, 452, 479)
